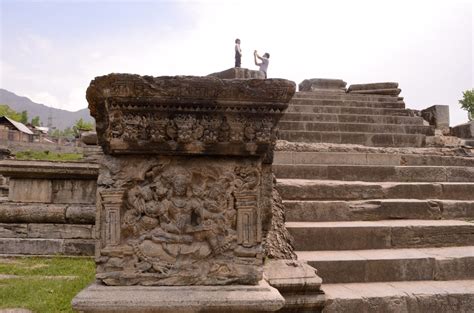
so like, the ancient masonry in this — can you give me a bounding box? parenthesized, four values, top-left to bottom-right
(275, 79, 474, 312)
(72, 74, 324, 312)
(1, 71, 474, 312)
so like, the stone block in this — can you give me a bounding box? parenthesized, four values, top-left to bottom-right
(349, 88, 401, 96)
(66, 205, 96, 224)
(208, 67, 265, 79)
(26, 223, 94, 239)
(81, 131, 98, 145)
(347, 82, 399, 92)
(451, 121, 474, 138)
(264, 260, 322, 292)
(0, 238, 64, 255)
(0, 203, 67, 223)
(72, 281, 285, 313)
(0, 223, 28, 238)
(421, 105, 450, 134)
(298, 79, 347, 92)
(51, 179, 96, 204)
(9, 179, 52, 203)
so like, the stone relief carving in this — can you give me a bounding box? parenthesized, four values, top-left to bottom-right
(106, 111, 278, 146)
(96, 158, 263, 286)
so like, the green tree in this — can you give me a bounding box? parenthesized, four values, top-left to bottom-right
(20, 110, 28, 124)
(73, 118, 94, 137)
(0, 104, 22, 122)
(459, 89, 474, 121)
(31, 116, 41, 127)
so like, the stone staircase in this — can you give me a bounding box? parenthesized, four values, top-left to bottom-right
(274, 88, 474, 312)
(279, 91, 434, 147)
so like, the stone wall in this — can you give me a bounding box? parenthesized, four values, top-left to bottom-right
(0, 160, 98, 255)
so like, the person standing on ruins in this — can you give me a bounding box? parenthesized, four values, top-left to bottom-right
(235, 38, 242, 68)
(254, 50, 270, 78)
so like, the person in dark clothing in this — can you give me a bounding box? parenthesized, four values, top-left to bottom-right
(235, 38, 242, 68)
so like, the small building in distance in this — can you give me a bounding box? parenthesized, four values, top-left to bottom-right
(0, 116, 34, 142)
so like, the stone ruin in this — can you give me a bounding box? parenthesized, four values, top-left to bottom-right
(72, 73, 321, 312)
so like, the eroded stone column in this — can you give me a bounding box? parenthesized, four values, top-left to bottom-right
(73, 74, 295, 312)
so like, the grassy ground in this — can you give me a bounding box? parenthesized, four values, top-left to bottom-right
(14, 150, 83, 161)
(0, 256, 95, 313)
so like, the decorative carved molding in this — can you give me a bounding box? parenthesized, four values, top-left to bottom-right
(87, 74, 295, 157)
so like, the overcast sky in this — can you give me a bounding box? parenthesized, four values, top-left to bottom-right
(1, 0, 472, 126)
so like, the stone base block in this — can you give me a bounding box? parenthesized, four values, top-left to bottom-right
(452, 121, 474, 139)
(207, 68, 265, 79)
(264, 260, 326, 313)
(298, 79, 347, 93)
(72, 281, 285, 313)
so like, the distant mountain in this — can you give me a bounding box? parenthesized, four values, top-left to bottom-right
(0, 88, 93, 130)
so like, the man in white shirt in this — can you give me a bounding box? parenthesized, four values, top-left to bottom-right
(254, 51, 270, 78)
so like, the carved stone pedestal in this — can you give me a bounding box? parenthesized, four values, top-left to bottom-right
(72, 280, 284, 313)
(72, 74, 295, 312)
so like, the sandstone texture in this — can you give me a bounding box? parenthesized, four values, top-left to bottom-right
(298, 79, 347, 93)
(86, 74, 295, 287)
(208, 67, 265, 79)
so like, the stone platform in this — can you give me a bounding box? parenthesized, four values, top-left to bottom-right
(72, 280, 284, 313)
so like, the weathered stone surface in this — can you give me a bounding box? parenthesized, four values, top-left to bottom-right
(421, 105, 450, 135)
(88, 74, 294, 287)
(349, 88, 401, 96)
(26, 223, 94, 239)
(298, 79, 346, 93)
(264, 260, 325, 313)
(81, 131, 98, 145)
(0, 203, 67, 223)
(0, 160, 99, 179)
(87, 74, 294, 157)
(263, 176, 296, 260)
(51, 179, 96, 204)
(208, 68, 265, 79)
(347, 82, 398, 92)
(0, 238, 94, 255)
(9, 179, 52, 203)
(65, 205, 96, 224)
(286, 220, 474, 251)
(0, 203, 95, 224)
(72, 281, 285, 313)
(452, 121, 474, 138)
(323, 280, 474, 313)
(8, 178, 96, 204)
(277, 179, 474, 201)
(299, 246, 474, 284)
(264, 260, 321, 292)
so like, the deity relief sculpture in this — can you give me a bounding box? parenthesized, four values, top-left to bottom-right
(96, 160, 263, 286)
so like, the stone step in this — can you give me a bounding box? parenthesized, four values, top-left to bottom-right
(290, 98, 405, 109)
(0, 223, 95, 239)
(297, 246, 474, 283)
(286, 104, 411, 116)
(0, 237, 95, 256)
(278, 121, 434, 135)
(294, 91, 399, 102)
(283, 199, 474, 222)
(273, 164, 474, 182)
(277, 179, 474, 201)
(286, 220, 474, 251)
(322, 280, 474, 313)
(274, 151, 474, 167)
(281, 112, 424, 125)
(278, 131, 426, 147)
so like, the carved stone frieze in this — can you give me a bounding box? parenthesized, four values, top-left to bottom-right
(87, 74, 295, 158)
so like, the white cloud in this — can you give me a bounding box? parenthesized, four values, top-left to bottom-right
(1, 0, 472, 125)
